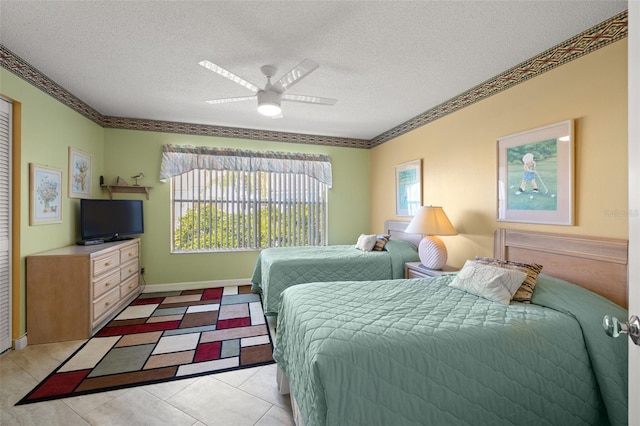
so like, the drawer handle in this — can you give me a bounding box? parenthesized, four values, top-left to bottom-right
(104, 261, 112, 267)
(105, 300, 111, 306)
(105, 281, 112, 287)
(129, 282, 135, 288)
(129, 267, 135, 273)
(128, 251, 135, 257)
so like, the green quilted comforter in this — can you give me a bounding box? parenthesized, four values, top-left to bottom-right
(274, 274, 628, 426)
(251, 238, 419, 315)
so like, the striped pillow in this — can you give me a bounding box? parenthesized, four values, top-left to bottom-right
(373, 234, 390, 251)
(474, 257, 543, 303)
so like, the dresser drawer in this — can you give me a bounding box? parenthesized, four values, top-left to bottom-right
(93, 252, 120, 277)
(120, 274, 140, 300)
(120, 258, 139, 281)
(120, 243, 139, 264)
(93, 269, 120, 299)
(93, 286, 120, 323)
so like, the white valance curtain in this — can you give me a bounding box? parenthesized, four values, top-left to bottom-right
(159, 144, 332, 187)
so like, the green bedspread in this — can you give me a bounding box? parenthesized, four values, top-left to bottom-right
(274, 274, 628, 426)
(251, 238, 419, 315)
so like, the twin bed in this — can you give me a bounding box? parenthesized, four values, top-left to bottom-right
(266, 227, 629, 426)
(251, 221, 421, 315)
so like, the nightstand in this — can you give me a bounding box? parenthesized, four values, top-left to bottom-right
(405, 262, 459, 278)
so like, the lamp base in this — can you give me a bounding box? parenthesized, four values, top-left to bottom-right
(418, 236, 448, 270)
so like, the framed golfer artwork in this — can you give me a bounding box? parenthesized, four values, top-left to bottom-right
(497, 120, 574, 225)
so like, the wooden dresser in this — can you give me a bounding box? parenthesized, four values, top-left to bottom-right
(26, 238, 141, 344)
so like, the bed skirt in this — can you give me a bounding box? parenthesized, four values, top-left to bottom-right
(277, 365, 305, 426)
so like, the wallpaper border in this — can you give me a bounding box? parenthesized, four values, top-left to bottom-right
(101, 116, 369, 148)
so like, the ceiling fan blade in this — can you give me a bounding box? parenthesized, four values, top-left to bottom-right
(272, 59, 319, 93)
(199, 60, 260, 92)
(282, 93, 337, 106)
(204, 95, 256, 105)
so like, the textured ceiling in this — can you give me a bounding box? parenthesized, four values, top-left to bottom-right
(0, 1, 628, 141)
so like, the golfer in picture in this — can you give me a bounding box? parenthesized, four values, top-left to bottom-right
(515, 153, 539, 195)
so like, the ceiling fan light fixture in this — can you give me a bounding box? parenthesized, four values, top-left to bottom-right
(257, 103, 281, 117)
(200, 59, 336, 116)
(257, 90, 282, 117)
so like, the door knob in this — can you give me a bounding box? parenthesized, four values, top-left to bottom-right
(603, 314, 640, 345)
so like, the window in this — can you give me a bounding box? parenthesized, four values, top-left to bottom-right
(162, 145, 331, 253)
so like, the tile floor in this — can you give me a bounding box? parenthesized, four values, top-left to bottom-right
(0, 317, 294, 426)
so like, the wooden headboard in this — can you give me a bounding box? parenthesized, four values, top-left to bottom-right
(384, 220, 422, 247)
(494, 228, 628, 308)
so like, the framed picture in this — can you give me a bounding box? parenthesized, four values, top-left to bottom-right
(68, 147, 92, 198)
(395, 159, 422, 217)
(30, 163, 63, 225)
(497, 120, 574, 225)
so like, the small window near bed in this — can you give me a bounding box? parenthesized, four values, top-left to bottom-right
(162, 145, 330, 252)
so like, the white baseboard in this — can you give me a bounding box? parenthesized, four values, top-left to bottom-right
(13, 335, 27, 351)
(141, 278, 253, 293)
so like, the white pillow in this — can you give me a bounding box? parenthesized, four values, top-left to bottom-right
(449, 260, 527, 304)
(355, 234, 377, 251)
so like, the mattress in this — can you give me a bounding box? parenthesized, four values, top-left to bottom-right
(273, 274, 628, 426)
(251, 238, 419, 315)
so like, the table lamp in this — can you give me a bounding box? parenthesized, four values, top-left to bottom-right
(405, 206, 457, 270)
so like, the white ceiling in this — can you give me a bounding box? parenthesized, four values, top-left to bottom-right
(0, 1, 628, 141)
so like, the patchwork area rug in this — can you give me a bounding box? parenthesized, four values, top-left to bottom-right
(18, 285, 274, 405)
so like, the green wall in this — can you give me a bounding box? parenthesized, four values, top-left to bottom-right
(0, 68, 371, 338)
(103, 128, 371, 285)
(1, 69, 105, 336)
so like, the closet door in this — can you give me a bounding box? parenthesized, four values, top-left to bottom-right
(0, 98, 12, 353)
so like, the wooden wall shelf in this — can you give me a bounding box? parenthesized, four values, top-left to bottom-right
(101, 185, 153, 199)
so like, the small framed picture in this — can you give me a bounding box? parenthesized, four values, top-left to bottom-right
(30, 163, 63, 225)
(68, 147, 92, 198)
(395, 159, 422, 217)
(497, 120, 574, 225)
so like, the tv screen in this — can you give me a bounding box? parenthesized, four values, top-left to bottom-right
(80, 199, 144, 242)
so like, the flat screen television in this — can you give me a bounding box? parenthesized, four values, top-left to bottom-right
(80, 199, 144, 243)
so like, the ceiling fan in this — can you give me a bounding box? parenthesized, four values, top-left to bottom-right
(198, 58, 337, 118)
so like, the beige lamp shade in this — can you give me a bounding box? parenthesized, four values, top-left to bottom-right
(405, 206, 457, 269)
